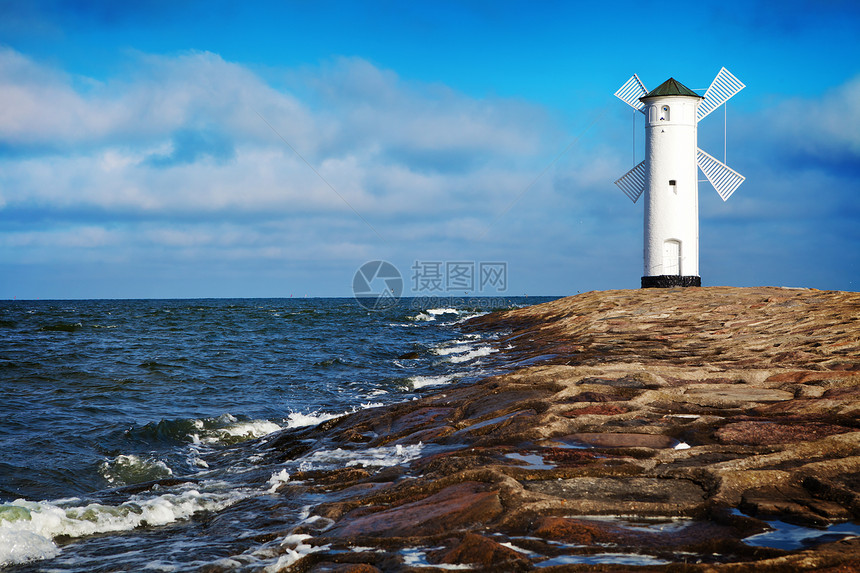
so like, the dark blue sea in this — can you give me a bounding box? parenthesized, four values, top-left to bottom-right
(0, 296, 553, 571)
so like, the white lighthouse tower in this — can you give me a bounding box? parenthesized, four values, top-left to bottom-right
(614, 68, 745, 288)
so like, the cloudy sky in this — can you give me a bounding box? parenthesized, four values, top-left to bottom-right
(1, 0, 858, 299)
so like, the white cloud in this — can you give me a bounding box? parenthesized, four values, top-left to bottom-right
(2, 47, 857, 296)
(752, 74, 860, 165)
(0, 49, 556, 224)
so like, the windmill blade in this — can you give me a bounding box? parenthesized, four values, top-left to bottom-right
(697, 148, 745, 201)
(697, 67, 745, 121)
(615, 74, 648, 113)
(615, 161, 646, 203)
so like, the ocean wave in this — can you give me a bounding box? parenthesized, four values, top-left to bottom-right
(407, 307, 462, 322)
(297, 443, 423, 472)
(283, 411, 340, 429)
(429, 333, 483, 357)
(446, 346, 497, 363)
(426, 308, 459, 316)
(454, 310, 488, 323)
(431, 344, 473, 356)
(192, 415, 283, 445)
(129, 414, 283, 447)
(99, 454, 173, 487)
(409, 312, 435, 322)
(0, 484, 243, 567)
(278, 403, 384, 433)
(407, 375, 456, 389)
(261, 534, 329, 573)
(267, 469, 290, 494)
(0, 528, 59, 567)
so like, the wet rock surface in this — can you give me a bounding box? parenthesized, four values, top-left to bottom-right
(263, 287, 860, 571)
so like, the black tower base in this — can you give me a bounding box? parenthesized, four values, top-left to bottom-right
(641, 275, 701, 288)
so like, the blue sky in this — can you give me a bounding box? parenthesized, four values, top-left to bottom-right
(1, 0, 858, 299)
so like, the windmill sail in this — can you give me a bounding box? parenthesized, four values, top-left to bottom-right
(697, 148, 745, 201)
(614, 74, 648, 113)
(615, 161, 646, 203)
(697, 67, 745, 121)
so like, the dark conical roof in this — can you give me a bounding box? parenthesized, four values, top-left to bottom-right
(640, 78, 702, 100)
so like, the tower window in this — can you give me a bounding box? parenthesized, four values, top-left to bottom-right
(660, 105, 670, 121)
(669, 180, 677, 194)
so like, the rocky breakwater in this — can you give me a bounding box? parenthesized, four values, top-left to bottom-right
(255, 287, 860, 572)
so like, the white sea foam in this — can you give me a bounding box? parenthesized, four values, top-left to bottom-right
(426, 308, 459, 316)
(0, 529, 60, 566)
(0, 485, 244, 567)
(198, 418, 283, 445)
(299, 443, 423, 471)
(99, 454, 173, 486)
(408, 375, 456, 389)
(262, 534, 329, 573)
(284, 411, 340, 428)
(453, 334, 482, 342)
(267, 470, 290, 494)
(432, 344, 472, 356)
(454, 311, 488, 323)
(184, 414, 284, 446)
(279, 403, 386, 433)
(447, 346, 496, 363)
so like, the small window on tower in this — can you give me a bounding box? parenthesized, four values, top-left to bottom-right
(661, 105, 670, 121)
(669, 180, 677, 194)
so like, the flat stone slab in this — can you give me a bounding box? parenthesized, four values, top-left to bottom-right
(552, 432, 682, 449)
(525, 477, 707, 514)
(679, 384, 794, 407)
(324, 481, 502, 538)
(716, 421, 854, 445)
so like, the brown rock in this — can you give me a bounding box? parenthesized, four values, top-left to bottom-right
(266, 287, 860, 570)
(541, 448, 608, 464)
(562, 432, 680, 449)
(433, 533, 526, 567)
(563, 404, 629, 416)
(389, 407, 453, 435)
(716, 421, 854, 445)
(531, 516, 619, 544)
(324, 481, 503, 538)
(566, 390, 619, 402)
(391, 425, 454, 445)
(680, 384, 794, 407)
(524, 476, 706, 515)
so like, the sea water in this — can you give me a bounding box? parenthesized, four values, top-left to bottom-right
(0, 297, 551, 571)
